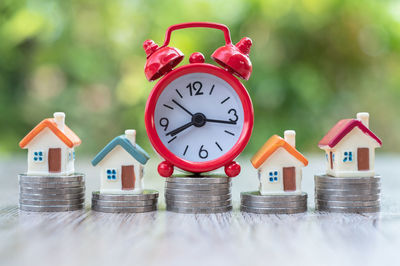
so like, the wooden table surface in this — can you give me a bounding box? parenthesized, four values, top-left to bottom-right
(0, 155, 399, 266)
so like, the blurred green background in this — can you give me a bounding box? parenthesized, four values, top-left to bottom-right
(1, 0, 399, 157)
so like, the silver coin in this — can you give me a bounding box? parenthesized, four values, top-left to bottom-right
(316, 205, 380, 213)
(240, 205, 307, 214)
(19, 204, 84, 212)
(315, 174, 380, 184)
(20, 187, 85, 194)
(240, 191, 307, 202)
(20, 192, 85, 200)
(165, 193, 231, 202)
(315, 183, 380, 190)
(241, 199, 306, 208)
(165, 176, 230, 184)
(92, 199, 157, 207)
(315, 199, 380, 208)
(314, 180, 381, 188)
(20, 198, 85, 206)
(315, 188, 380, 196)
(19, 181, 85, 189)
(166, 199, 231, 208)
(316, 193, 379, 201)
(19, 174, 85, 183)
(165, 188, 231, 196)
(92, 190, 159, 201)
(166, 205, 232, 214)
(165, 182, 231, 190)
(92, 205, 156, 213)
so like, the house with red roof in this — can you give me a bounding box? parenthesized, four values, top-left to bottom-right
(251, 130, 308, 195)
(19, 112, 81, 176)
(318, 112, 382, 178)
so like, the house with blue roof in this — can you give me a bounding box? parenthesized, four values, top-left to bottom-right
(92, 129, 150, 194)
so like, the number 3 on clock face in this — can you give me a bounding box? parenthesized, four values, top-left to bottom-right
(154, 73, 244, 162)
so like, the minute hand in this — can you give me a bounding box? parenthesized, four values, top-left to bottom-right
(206, 119, 237, 125)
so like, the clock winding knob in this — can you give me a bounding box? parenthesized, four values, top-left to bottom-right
(189, 52, 205, 64)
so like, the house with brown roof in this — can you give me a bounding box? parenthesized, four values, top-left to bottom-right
(19, 112, 81, 176)
(251, 130, 308, 195)
(318, 112, 382, 178)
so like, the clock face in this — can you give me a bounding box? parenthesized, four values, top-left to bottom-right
(153, 72, 244, 162)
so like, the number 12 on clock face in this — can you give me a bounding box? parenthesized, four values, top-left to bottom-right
(153, 73, 244, 163)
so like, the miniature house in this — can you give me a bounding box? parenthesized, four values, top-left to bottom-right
(19, 112, 81, 176)
(318, 112, 382, 178)
(91, 130, 150, 194)
(251, 130, 308, 195)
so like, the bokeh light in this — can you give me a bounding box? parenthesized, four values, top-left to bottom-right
(0, 0, 399, 156)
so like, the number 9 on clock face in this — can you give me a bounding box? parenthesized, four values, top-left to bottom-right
(154, 72, 244, 162)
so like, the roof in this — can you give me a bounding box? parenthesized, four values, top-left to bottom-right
(91, 135, 150, 166)
(19, 118, 81, 149)
(251, 135, 308, 169)
(318, 119, 382, 148)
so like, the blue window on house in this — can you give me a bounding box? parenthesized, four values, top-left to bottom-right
(73, 151, 75, 160)
(332, 153, 335, 162)
(269, 171, 278, 182)
(343, 151, 353, 162)
(325, 154, 328, 161)
(68, 151, 72, 161)
(106, 169, 117, 180)
(33, 151, 43, 162)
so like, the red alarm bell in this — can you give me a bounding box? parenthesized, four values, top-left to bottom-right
(212, 37, 252, 80)
(143, 22, 254, 178)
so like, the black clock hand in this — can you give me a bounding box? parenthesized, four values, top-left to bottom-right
(166, 121, 194, 137)
(172, 99, 193, 116)
(206, 119, 237, 125)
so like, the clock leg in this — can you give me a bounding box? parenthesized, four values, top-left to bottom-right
(225, 161, 241, 177)
(158, 161, 174, 177)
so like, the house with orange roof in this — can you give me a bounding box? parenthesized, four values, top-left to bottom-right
(19, 112, 81, 176)
(318, 112, 382, 178)
(251, 130, 308, 195)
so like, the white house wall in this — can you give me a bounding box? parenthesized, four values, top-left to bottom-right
(258, 147, 304, 195)
(322, 127, 379, 177)
(97, 145, 144, 194)
(24, 128, 74, 176)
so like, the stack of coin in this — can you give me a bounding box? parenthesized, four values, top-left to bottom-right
(165, 176, 232, 214)
(315, 174, 381, 213)
(19, 174, 85, 212)
(91, 190, 158, 213)
(240, 191, 307, 214)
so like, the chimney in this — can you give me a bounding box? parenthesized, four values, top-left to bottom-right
(53, 112, 65, 132)
(125, 129, 136, 145)
(357, 112, 369, 128)
(284, 130, 296, 148)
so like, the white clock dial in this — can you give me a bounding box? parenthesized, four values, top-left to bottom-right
(154, 73, 244, 162)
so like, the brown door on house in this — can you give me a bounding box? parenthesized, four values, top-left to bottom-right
(357, 148, 370, 171)
(48, 148, 61, 173)
(121, 165, 135, 190)
(329, 151, 333, 169)
(283, 167, 296, 191)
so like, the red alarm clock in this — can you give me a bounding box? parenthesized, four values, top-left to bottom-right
(143, 22, 254, 178)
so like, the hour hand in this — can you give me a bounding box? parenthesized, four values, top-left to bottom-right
(166, 121, 194, 137)
(205, 118, 237, 125)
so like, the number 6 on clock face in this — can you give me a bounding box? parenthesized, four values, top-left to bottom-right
(145, 63, 253, 174)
